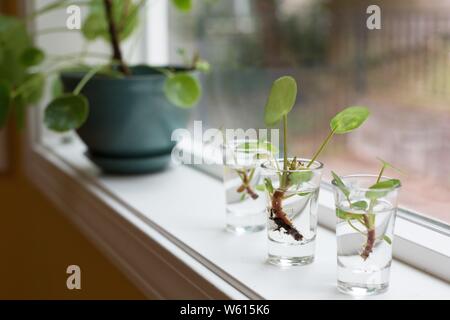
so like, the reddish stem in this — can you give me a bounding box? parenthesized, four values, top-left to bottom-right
(270, 189, 303, 241)
(236, 170, 259, 200)
(361, 215, 375, 260)
(246, 187, 259, 200)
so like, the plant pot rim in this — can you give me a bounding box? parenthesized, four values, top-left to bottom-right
(60, 64, 196, 82)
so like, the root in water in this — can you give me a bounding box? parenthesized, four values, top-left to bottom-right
(270, 189, 303, 241)
(361, 215, 375, 260)
(236, 169, 259, 200)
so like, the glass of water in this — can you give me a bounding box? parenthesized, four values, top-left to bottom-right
(332, 174, 401, 296)
(223, 139, 272, 234)
(261, 158, 323, 266)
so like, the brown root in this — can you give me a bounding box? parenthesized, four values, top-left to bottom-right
(246, 187, 259, 200)
(236, 170, 259, 200)
(361, 215, 375, 260)
(270, 189, 303, 241)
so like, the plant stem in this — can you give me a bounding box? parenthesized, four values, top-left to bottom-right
(103, 0, 131, 76)
(348, 219, 366, 235)
(283, 115, 288, 170)
(270, 190, 303, 241)
(307, 127, 336, 168)
(267, 115, 304, 241)
(376, 166, 385, 183)
(12, 69, 58, 98)
(73, 65, 104, 95)
(361, 164, 386, 260)
(361, 215, 376, 260)
(281, 114, 288, 188)
(236, 169, 259, 200)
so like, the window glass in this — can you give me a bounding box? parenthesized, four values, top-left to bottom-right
(169, 0, 450, 224)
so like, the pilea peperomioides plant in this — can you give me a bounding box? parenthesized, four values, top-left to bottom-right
(232, 140, 277, 201)
(262, 75, 370, 241)
(0, 0, 207, 132)
(332, 158, 402, 260)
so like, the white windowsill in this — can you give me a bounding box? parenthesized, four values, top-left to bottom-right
(25, 137, 450, 299)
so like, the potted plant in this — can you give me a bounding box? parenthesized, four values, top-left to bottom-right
(0, 0, 208, 173)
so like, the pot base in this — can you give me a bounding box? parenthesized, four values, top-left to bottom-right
(86, 152, 172, 174)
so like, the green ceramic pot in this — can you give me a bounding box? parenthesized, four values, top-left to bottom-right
(61, 66, 190, 174)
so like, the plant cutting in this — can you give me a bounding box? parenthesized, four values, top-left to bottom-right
(0, 0, 208, 173)
(332, 158, 402, 260)
(331, 158, 402, 296)
(233, 140, 277, 201)
(260, 75, 369, 266)
(222, 139, 276, 234)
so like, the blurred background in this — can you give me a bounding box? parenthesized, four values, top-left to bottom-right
(171, 0, 450, 223)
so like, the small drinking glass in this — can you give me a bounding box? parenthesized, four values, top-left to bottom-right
(261, 158, 323, 266)
(332, 174, 401, 296)
(223, 139, 272, 234)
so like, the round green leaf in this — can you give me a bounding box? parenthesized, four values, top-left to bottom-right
(82, 13, 105, 41)
(330, 106, 370, 134)
(336, 208, 361, 221)
(0, 81, 11, 127)
(44, 94, 89, 132)
(20, 47, 45, 67)
(0, 16, 32, 86)
(376, 157, 405, 175)
(264, 76, 297, 126)
(288, 171, 313, 185)
(351, 200, 368, 210)
(20, 73, 45, 104)
(164, 73, 201, 108)
(82, 0, 139, 42)
(171, 0, 192, 12)
(366, 179, 401, 200)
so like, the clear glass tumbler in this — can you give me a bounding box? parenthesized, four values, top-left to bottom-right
(262, 158, 323, 266)
(332, 174, 401, 296)
(223, 139, 271, 234)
